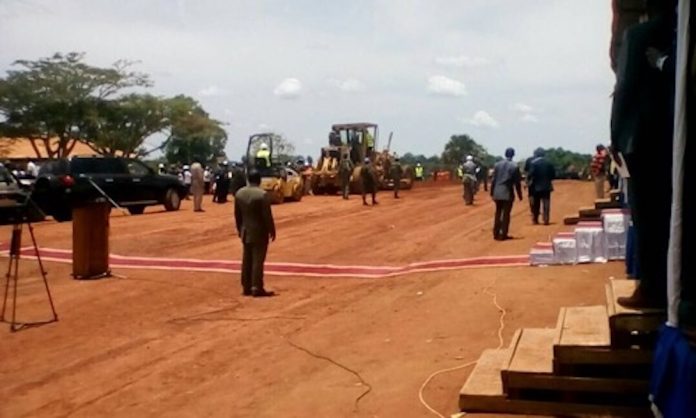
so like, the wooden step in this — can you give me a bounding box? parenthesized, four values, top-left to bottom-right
(502, 328, 556, 394)
(459, 348, 510, 402)
(606, 279, 666, 349)
(554, 306, 653, 378)
(595, 198, 622, 210)
(501, 327, 649, 408)
(610, 189, 622, 201)
(564, 214, 580, 225)
(578, 206, 602, 218)
(459, 347, 650, 417)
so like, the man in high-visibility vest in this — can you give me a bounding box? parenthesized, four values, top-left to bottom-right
(365, 130, 375, 153)
(256, 143, 271, 168)
(415, 163, 424, 181)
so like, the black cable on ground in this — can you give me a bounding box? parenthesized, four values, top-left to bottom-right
(284, 337, 372, 412)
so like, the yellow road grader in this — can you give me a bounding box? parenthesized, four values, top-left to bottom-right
(311, 123, 414, 194)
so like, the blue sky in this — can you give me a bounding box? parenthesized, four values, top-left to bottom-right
(0, 0, 615, 160)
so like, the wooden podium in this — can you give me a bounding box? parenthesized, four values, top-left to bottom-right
(72, 201, 111, 279)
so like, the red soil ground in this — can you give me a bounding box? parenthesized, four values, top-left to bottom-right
(0, 180, 624, 417)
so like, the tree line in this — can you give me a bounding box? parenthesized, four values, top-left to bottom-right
(401, 134, 591, 178)
(0, 52, 226, 165)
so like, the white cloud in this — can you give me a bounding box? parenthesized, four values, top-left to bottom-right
(461, 111, 500, 129)
(520, 113, 539, 123)
(273, 78, 302, 99)
(302, 137, 314, 145)
(330, 78, 365, 93)
(512, 102, 534, 113)
(426, 75, 467, 97)
(198, 85, 225, 97)
(258, 123, 272, 131)
(435, 55, 489, 68)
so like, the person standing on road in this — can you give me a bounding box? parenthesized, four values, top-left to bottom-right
(527, 148, 555, 225)
(203, 166, 212, 194)
(190, 160, 205, 212)
(213, 162, 231, 203)
(590, 144, 609, 199)
(415, 162, 424, 181)
(462, 155, 478, 205)
(360, 157, 378, 206)
(390, 157, 403, 199)
(235, 169, 276, 297)
(523, 155, 535, 217)
(182, 165, 192, 199)
(490, 148, 523, 241)
(339, 154, 354, 200)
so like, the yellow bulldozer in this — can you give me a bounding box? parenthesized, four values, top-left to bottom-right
(311, 123, 414, 194)
(245, 133, 304, 204)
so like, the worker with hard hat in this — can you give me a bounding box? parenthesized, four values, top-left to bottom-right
(415, 162, 424, 181)
(256, 143, 271, 168)
(158, 163, 166, 175)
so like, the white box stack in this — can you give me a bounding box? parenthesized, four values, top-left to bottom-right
(575, 221, 607, 264)
(553, 232, 578, 265)
(602, 209, 630, 261)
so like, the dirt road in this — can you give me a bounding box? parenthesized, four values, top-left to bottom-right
(0, 181, 624, 417)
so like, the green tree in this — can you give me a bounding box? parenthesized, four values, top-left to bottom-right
(532, 147, 592, 176)
(0, 52, 150, 158)
(441, 134, 492, 166)
(85, 94, 168, 156)
(164, 96, 227, 164)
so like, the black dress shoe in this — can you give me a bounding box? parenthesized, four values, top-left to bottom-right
(251, 289, 275, 297)
(242, 289, 252, 296)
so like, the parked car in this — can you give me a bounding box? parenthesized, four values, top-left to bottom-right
(0, 164, 45, 224)
(32, 156, 188, 222)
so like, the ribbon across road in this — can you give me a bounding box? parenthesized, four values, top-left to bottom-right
(1, 245, 530, 279)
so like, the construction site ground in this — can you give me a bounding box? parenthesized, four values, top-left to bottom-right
(0, 180, 624, 418)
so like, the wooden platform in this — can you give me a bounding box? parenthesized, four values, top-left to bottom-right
(595, 198, 622, 210)
(578, 206, 602, 218)
(554, 305, 653, 379)
(605, 279, 665, 348)
(459, 278, 661, 416)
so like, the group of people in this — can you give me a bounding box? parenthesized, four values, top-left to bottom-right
(161, 161, 246, 211)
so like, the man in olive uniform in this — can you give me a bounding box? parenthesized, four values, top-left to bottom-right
(462, 155, 478, 205)
(339, 154, 354, 200)
(390, 157, 404, 199)
(360, 157, 378, 206)
(234, 170, 276, 297)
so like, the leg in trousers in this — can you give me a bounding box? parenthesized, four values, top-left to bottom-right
(250, 242, 269, 293)
(531, 191, 541, 224)
(594, 175, 606, 199)
(493, 200, 504, 239)
(501, 200, 513, 238)
(241, 243, 254, 294)
(193, 192, 203, 211)
(541, 193, 551, 225)
(393, 182, 400, 198)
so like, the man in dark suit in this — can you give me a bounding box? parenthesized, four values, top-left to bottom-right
(234, 170, 276, 297)
(490, 148, 523, 241)
(528, 148, 556, 225)
(611, 0, 676, 308)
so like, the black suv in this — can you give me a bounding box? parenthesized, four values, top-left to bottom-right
(33, 156, 187, 222)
